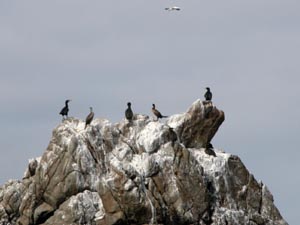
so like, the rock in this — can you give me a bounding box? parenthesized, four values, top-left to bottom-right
(0, 99, 287, 225)
(0, 204, 9, 225)
(33, 202, 54, 224)
(42, 190, 104, 225)
(23, 158, 39, 179)
(167, 100, 225, 148)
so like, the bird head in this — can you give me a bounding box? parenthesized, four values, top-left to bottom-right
(206, 87, 210, 91)
(152, 104, 155, 108)
(89, 107, 93, 112)
(127, 102, 131, 107)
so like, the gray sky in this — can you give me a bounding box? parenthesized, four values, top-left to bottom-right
(0, 1, 299, 224)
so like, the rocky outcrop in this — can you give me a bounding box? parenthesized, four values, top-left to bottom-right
(0, 100, 287, 225)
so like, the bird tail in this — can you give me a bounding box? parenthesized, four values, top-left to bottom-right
(84, 124, 87, 129)
(162, 115, 168, 118)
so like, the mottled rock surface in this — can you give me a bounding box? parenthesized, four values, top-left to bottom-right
(0, 100, 287, 225)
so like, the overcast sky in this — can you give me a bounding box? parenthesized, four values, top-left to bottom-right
(0, 1, 299, 224)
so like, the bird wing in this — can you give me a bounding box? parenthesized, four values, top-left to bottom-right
(86, 112, 94, 123)
(165, 7, 180, 11)
(59, 106, 67, 115)
(153, 109, 162, 118)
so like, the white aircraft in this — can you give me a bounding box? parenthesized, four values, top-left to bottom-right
(165, 6, 181, 11)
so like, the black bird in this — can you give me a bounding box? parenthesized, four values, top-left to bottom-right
(205, 143, 216, 157)
(152, 104, 168, 121)
(85, 107, 94, 129)
(59, 99, 71, 119)
(204, 87, 212, 101)
(125, 102, 133, 121)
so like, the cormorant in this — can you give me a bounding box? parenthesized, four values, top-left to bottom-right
(85, 107, 94, 129)
(125, 102, 133, 121)
(59, 99, 71, 119)
(205, 143, 216, 157)
(204, 87, 212, 101)
(152, 104, 168, 121)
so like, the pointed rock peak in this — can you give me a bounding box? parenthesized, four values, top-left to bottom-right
(167, 99, 225, 148)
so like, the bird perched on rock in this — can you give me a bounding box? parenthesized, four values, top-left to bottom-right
(59, 99, 71, 119)
(205, 143, 216, 157)
(125, 102, 133, 121)
(165, 6, 181, 11)
(204, 87, 212, 101)
(152, 104, 168, 121)
(85, 107, 94, 129)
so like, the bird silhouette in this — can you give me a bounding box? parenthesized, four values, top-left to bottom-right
(165, 6, 181, 11)
(85, 107, 94, 129)
(204, 87, 212, 101)
(152, 104, 168, 121)
(59, 99, 71, 119)
(205, 143, 216, 157)
(125, 102, 133, 121)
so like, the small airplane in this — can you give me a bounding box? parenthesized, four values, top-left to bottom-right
(165, 6, 181, 11)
